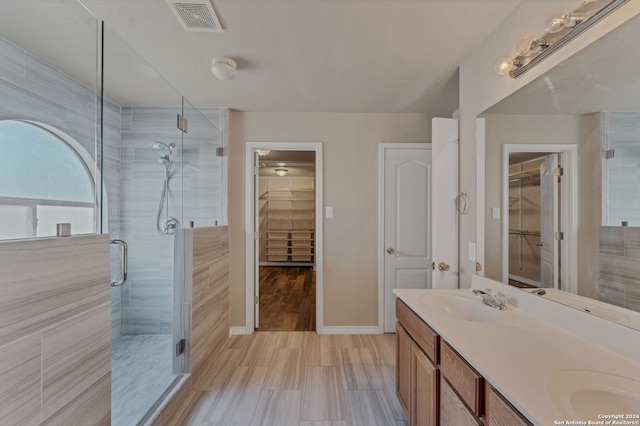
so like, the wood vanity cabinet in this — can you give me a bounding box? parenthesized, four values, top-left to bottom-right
(396, 320, 413, 415)
(440, 340, 483, 425)
(396, 299, 439, 426)
(396, 298, 533, 426)
(484, 383, 532, 426)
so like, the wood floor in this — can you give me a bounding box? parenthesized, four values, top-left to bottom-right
(258, 266, 316, 331)
(171, 332, 407, 425)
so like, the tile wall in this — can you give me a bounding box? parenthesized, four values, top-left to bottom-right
(0, 235, 111, 424)
(602, 112, 640, 227)
(0, 35, 123, 338)
(598, 112, 640, 313)
(0, 34, 229, 337)
(119, 106, 226, 334)
(154, 226, 230, 425)
(599, 226, 640, 312)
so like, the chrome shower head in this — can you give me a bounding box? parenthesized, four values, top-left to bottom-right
(150, 141, 176, 157)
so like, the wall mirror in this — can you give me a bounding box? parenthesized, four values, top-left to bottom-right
(478, 11, 640, 330)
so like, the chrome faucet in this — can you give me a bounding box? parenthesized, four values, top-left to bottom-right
(472, 289, 508, 310)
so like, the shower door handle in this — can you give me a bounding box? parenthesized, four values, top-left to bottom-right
(110, 239, 128, 287)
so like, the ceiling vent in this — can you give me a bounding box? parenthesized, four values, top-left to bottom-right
(166, 0, 223, 32)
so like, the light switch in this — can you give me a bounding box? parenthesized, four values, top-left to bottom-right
(468, 242, 476, 261)
(492, 207, 501, 219)
(325, 207, 334, 219)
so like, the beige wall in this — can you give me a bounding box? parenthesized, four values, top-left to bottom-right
(228, 112, 428, 328)
(459, 1, 640, 287)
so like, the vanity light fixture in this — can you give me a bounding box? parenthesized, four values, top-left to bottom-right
(211, 57, 237, 81)
(495, 0, 628, 78)
(275, 168, 288, 177)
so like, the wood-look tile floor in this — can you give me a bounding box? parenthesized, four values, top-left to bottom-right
(173, 332, 407, 425)
(258, 266, 316, 331)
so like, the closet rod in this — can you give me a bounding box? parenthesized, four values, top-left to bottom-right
(509, 229, 541, 237)
(509, 167, 540, 178)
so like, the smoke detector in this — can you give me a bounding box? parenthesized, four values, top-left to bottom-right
(166, 1, 223, 32)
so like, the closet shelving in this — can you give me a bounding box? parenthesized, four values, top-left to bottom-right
(265, 184, 315, 263)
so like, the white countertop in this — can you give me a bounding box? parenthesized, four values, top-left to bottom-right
(394, 287, 640, 426)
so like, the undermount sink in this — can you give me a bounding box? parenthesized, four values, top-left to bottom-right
(546, 370, 640, 420)
(418, 291, 500, 322)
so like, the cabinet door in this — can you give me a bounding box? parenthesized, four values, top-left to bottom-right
(485, 385, 532, 426)
(440, 378, 482, 426)
(396, 322, 412, 417)
(411, 343, 438, 426)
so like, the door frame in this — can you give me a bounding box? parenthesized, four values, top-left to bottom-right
(245, 141, 323, 334)
(377, 143, 431, 333)
(501, 144, 578, 294)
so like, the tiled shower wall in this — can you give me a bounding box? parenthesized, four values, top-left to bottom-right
(599, 227, 640, 312)
(598, 113, 640, 313)
(0, 34, 229, 336)
(0, 35, 123, 338)
(119, 106, 226, 334)
(602, 112, 640, 227)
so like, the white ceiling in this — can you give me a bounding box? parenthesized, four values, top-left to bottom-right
(1, 0, 522, 113)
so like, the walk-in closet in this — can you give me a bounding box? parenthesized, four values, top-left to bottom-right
(257, 151, 316, 331)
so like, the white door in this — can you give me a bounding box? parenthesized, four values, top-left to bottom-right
(540, 154, 559, 289)
(382, 145, 432, 332)
(431, 118, 459, 289)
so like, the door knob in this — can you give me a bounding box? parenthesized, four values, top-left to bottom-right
(386, 247, 395, 254)
(438, 262, 450, 272)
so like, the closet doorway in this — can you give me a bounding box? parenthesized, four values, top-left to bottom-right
(502, 144, 577, 293)
(245, 143, 323, 334)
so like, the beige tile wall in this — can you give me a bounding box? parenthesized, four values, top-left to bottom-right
(154, 226, 230, 424)
(599, 227, 640, 312)
(191, 226, 230, 373)
(0, 235, 111, 425)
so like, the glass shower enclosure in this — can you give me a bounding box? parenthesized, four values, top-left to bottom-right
(102, 25, 225, 425)
(0, 2, 227, 424)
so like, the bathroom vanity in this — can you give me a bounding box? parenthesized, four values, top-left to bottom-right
(394, 277, 640, 425)
(396, 297, 529, 425)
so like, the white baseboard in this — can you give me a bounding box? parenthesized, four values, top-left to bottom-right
(321, 326, 381, 335)
(229, 326, 252, 336)
(231, 325, 383, 335)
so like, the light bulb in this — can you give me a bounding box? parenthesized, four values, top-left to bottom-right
(495, 57, 515, 75)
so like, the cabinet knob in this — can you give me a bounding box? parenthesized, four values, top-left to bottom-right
(386, 247, 395, 254)
(438, 262, 450, 272)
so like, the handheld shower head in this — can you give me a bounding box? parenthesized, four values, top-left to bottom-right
(150, 141, 176, 157)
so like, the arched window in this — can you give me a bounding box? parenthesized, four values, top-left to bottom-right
(0, 120, 96, 240)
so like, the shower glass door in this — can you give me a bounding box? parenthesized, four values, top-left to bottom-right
(181, 99, 225, 229)
(102, 25, 185, 426)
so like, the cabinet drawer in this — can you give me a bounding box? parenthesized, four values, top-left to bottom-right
(396, 299, 439, 364)
(440, 377, 482, 426)
(485, 385, 532, 426)
(440, 340, 483, 416)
